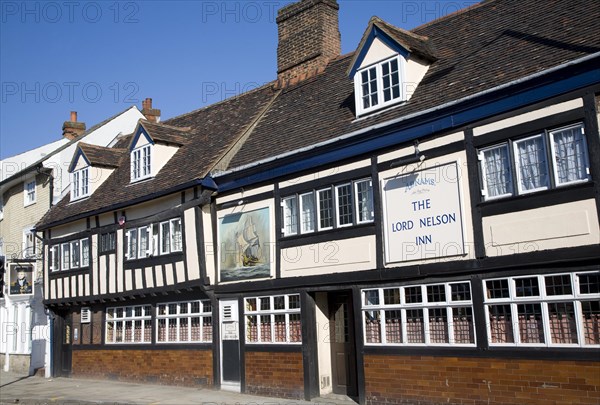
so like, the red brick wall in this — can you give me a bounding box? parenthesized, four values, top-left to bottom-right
(364, 355, 600, 405)
(72, 349, 213, 387)
(245, 350, 304, 399)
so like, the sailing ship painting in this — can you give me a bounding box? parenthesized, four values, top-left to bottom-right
(219, 207, 271, 282)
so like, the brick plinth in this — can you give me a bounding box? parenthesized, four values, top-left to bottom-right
(245, 350, 304, 399)
(72, 349, 213, 387)
(364, 354, 600, 405)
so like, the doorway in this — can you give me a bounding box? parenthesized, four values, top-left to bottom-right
(52, 311, 72, 377)
(328, 292, 358, 397)
(219, 299, 241, 392)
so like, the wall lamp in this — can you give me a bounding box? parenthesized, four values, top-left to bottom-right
(389, 140, 426, 168)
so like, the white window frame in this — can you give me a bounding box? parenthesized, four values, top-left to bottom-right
(125, 218, 182, 260)
(138, 226, 150, 259)
(61, 243, 70, 270)
(361, 282, 476, 347)
(335, 183, 353, 228)
(354, 178, 374, 224)
(513, 133, 550, 194)
(71, 167, 90, 201)
(299, 192, 315, 234)
(478, 122, 590, 201)
(245, 294, 302, 344)
(281, 196, 298, 236)
(131, 144, 152, 182)
(50, 245, 60, 272)
(24, 179, 36, 206)
(125, 228, 138, 260)
(316, 188, 334, 231)
(105, 305, 152, 344)
(53, 237, 89, 270)
(355, 55, 406, 117)
(483, 272, 600, 348)
(156, 300, 213, 343)
(479, 143, 514, 201)
(548, 123, 590, 187)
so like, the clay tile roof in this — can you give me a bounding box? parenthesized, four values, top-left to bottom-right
(139, 120, 191, 147)
(37, 84, 278, 228)
(78, 142, 125, 168)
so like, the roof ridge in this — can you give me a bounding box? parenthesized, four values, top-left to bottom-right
(162, 81, 277, 124)
(140, 120, 192, 132)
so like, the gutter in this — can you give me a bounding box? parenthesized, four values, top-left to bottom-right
(36, 176, 217, 231)
(215, 52, 600, 178)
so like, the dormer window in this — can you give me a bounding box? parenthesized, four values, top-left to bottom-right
(357, 56, 404, 115)
(131, 144, 152, 181)
(71, 167, 90, 200)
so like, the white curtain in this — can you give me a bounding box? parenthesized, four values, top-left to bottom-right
(484, 146, 512, 197)
(553, 127, 586, 184)
(517, 136, 548, 191)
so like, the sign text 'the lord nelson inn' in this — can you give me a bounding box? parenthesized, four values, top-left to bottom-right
(382, 162, 466, 263)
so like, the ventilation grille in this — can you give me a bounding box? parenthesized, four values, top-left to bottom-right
(81, 307, 91, 324)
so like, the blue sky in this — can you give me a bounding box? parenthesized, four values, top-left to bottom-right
(0, 0, 475, 159)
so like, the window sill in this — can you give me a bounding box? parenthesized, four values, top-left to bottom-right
(49, 266, 90, 278)
(124, 251, 184, 269)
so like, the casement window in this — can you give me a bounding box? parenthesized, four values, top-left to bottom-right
(282, 196, 298, 236)
(479, 123, 590, 200)
(156, 300, 213, 343)
(50, 245, 60, 272)
(71, 167, 89, 200)
(54, 237, 90, 271)
(282, 178, 373, 236)
(245, 294, 302, 344)
(355, 55, 404, 116)
(99, 232, 116, 254)
(300, 193, 316, 233)
(105, 305, 152, 344)
(131, 144, 152, 182)
(24, 180, 36, 206)
(125, 218, 182, 260)
(362, 282, 475, 346)
(483, 272, 600, 348)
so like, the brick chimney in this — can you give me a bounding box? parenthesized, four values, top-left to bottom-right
(276, 0, 341, 87)
(141, 98, 161, 123)
(62, 111, 86, 140)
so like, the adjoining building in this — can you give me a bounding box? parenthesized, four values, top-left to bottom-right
(35, 0, 600, 404)
(0, 108, 145, 375)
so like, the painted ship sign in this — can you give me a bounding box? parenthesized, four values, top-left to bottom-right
(382, 161, 465, 263)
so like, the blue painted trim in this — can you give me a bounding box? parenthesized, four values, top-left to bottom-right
(348, 25, 410, 78)
(129, 125, 154, 151)
(68, 148, 90, 173)
(217, 67, 600, 193)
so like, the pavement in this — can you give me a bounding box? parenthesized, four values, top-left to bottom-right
(0, 371, 346, 405)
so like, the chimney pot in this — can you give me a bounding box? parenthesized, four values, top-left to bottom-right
(141, 97, 161, 123)
(62, 111, 86, 140)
